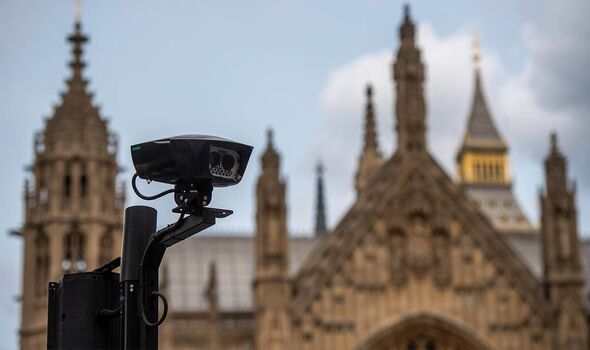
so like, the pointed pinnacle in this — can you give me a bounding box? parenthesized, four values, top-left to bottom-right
(363, 83, 380, 155)
(315, 161, 327, 236)
(403, 3, 410, 20)
(316, 160, 324, 176)
(67, 21, 88, 73)
(400, 3, 415, 40)
(266, 128, 274, 148)
(550, 132, 559, 154)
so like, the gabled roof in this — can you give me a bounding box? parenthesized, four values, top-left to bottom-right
(293, 150, 545, 313)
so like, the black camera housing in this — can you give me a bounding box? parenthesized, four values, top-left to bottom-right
(131, 135, 253, 187)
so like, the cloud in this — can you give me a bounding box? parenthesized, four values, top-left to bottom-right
(315, 15, 590, 233)
(523, 0, 590, 113)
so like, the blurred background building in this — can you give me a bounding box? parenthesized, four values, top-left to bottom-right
(17, 4, 590, 350)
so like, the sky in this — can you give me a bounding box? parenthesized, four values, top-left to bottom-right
(1, 0, 589, 348)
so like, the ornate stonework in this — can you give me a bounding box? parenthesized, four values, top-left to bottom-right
(18, 21, 124, 350)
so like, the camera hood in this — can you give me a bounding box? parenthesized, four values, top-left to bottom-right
(131, 135, 253, 188)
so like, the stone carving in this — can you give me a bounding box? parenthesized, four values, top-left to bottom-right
(432, 228, 451, 287)
(390, 228, 407, 286)
(407, 216, 431, 276)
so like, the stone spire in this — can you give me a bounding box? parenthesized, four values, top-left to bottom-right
(254, 128, 291, 349)
(355, 84, 383, 194)
(44, 20, 110, 156)
(256, 127, 287, 273)
(541, 132, 582, 283)
(540, 133, 588, 348)
(455, 34, 532, 232)
(205, 261, 220, 350)
(392, 4, 427, 153)
(314, 161, 327, 236)
(460, 34, 506, 152)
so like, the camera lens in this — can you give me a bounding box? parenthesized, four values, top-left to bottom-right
(210, 151, 221, 167)
(221, 154, 236, 170)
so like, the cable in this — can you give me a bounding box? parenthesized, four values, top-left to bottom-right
(97, 302, 123, 319)
(137, 212, 184, 327)
(154, 212, 185, 240)
(139, 291, 168, 327)
(131, 173, 175, 201)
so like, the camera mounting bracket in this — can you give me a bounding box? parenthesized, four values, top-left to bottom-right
(155, 207, 232, 248)
(172, 181, 214, 215)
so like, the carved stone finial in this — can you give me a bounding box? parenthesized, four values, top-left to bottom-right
(400, 4, 415, 40)
(267, 128, 274, 147)
(67, 20, 88, 75)
(74, 0, 83, 21)
(316, 160, 324, 176)
(261, 128, 280, 173)
(403, 3, 410, 20)
(550, 131, 558, 153)
(472, 29, 481, 71)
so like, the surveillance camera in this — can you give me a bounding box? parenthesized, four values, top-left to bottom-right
(131, 135, 253, 187)
(130, 135, 253, 213)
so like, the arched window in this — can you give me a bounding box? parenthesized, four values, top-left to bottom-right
(99, 231, 114, 265)
(63, 231, 86, 273)
(34, 231, 50, 297)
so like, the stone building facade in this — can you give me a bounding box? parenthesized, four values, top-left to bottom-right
(18, 21, 124, 349)
(18, 5, 590, 350)
(160, 6, 590, 350)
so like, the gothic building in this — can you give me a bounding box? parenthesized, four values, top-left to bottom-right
(18, 5, 590, 350)
(160, 6, 590, 350)
(18, 21, 124, 349)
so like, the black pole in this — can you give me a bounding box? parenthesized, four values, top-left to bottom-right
(120, 206, 157, 350)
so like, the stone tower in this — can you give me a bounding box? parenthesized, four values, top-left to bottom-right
(393, 5, 427, 153)
(456, 35, 532, 232)
(19, 20, 124, 349)
(254, 130, 291, 350)
(355, 84, 383, 194)
(540, 133, 588, 349)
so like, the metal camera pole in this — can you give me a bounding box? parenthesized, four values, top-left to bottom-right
(120, 206, 157, 349)
(119, 204, 227, 349)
